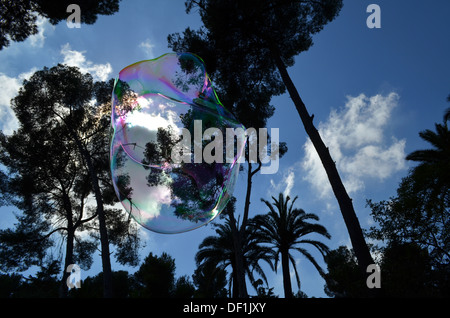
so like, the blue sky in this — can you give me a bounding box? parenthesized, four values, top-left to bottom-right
(0, 0, 449, 298)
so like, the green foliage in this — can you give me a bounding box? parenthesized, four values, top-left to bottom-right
(0, 65, 141, 298)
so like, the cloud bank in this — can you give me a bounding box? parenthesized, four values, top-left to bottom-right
(0, 70, 38, 134)
(139, 39, 156, 59)
(302, 92, 406, 197)
(0, 45, 113, 134)
(60, 43, 113, 81)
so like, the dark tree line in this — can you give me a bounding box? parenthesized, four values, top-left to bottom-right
(325, 103, 450, 297)
(0, 251, 216, 298)
(0, 65, 142, 298)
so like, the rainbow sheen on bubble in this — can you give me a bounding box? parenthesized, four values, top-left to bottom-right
(110, 53, 245, 234)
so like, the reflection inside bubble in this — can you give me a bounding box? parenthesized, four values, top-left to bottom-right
(110, 53, 245, 234)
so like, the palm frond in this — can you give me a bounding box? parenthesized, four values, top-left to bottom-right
(293, 246, 327, 278)
(289, 253, 301, 290)
(255, 192, 331, 296)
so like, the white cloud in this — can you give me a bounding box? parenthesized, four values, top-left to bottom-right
(283, 169, 295, 197)
(60, 43, 113, 81)
(1, 43, 114, 134)
(0, 70, 37, 134)
(269, 167, 296, 198)
(139, 39, 156, 58)
(302, 92, 407, 197)
(28, 15, 54, 48)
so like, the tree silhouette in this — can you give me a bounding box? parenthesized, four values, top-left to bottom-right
(0, 64, 141, 297)
(192, 261, 228, 298)
(366, 110, 450, 296)
(0, 116, 98, 296)
(168, 19, 288, 298)
(253, 193, 330, 298)
(380, 242, 435, 297)
(70, 270, 132, 298)
(445, 94, 450, 123)
(406, 119, 450, 183)
(195, 215, 275, 297)
(0, 0, 121, 50)
(367, 116, 450, 271)
(133, 252, 176, 298)
(180, 0, 375, 277)
(323, 246, 369, 298)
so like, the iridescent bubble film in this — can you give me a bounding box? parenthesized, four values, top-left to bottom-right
(110, 53, 245, 234)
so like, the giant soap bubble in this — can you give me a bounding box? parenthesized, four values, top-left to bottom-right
(110, 53, 246, 234)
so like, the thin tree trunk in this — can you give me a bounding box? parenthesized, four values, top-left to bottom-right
(54, 109, 114, 298)
(60, 228, 75, 298)
(235, 161, 257, 298)
(271, 52, 374, 275)
(230, 161, 262, 298)
(227, 207, 248, 298)
(72, 134, 113, 298)
(59, 191, 74, 298)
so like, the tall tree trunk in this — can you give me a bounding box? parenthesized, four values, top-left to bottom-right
(71, 134, 113, 298)
(231, 262, 239, 298)
(228, 161, 261, 298)
(234, 161, 257, 298)
(281, 248, 293, 298)
(57, 110, 114, 298)
(59, 191, 74, 298)
(227, 207, 248, 298)
(271, 52, 374, 275)
(60, 228, 75, 298)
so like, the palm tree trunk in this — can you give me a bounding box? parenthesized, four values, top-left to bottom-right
(281, 248, 293, 298)
(271, 51, 374, 275)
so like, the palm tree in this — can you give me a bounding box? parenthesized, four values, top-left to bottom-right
(445, 94, 450, 123)
(253, 193, 331, 298)
(195, 218, 275, 297)
(444, 108, 450, 124)
(406, 122, 450, 166)
(405, 118, 450, 205)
